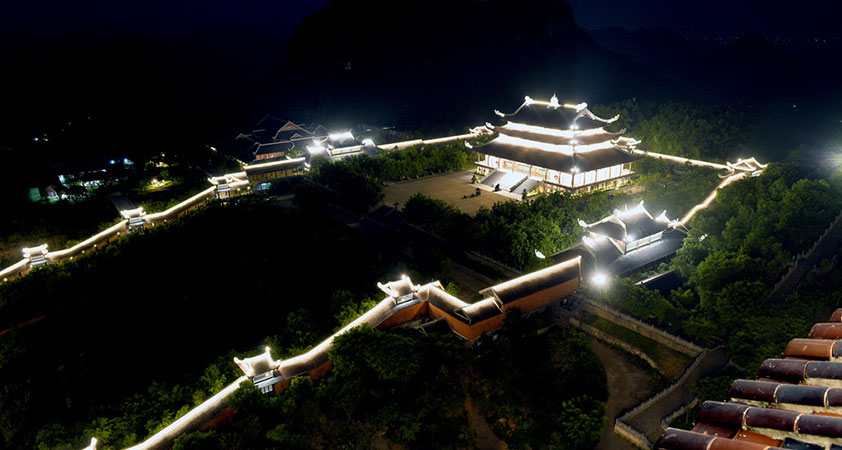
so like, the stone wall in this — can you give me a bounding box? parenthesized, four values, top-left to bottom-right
(568, 316, 663, 375)
(583, 300, 702, 357)
(769, 207, 842, 302)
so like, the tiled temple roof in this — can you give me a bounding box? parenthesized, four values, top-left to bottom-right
(656, 308, 842, 450)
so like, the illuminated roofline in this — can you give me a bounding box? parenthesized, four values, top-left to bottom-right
(501, 121, 610, 138)
(580, 200, 669, 235)
(22, 244, 49, 258)
(120, 207, 146, 219)
(209, 172, 247, 185)
(329, 131, 354, 142)
(243, 157, 307, 171)
(234, 346, 279, 378)
(496, 97, 617, 124)
(615, 200, 649, 219)
(482, 256, 581, 295)
(677, 173, 746, 226)
(495, 134, 621, 155)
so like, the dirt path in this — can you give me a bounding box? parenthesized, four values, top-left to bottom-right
(589, 338, 660, 450)
(466, 395, 507, 450)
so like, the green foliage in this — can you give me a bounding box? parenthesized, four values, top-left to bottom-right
(593, 100, 748, 161)
(471, 316, 607, 449)
(330, 325, 422, 382)
(215, 326, 473, 449)
(330, 291, 378, 328)
(305, 141, 476, 210)
(307, 156, 384, 208)
(2, 200, 405, 449)
(202, 317, 606, 450)
(603, 278, 684, 327)
(689, 367, 744, 404)
(404, 190, 620, 270)
(558, 396, 606, 450)
(172, 431, 219, 450)
(661, 162, 842, 366)
(628, 157, 722, 217)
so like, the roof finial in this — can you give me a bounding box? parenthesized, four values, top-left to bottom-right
(549, 94, 560, 108)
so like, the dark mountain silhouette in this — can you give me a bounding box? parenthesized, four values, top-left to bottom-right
(586, 27, 839, 104)
(589, 27, 701, 75)
(239, 0, 663, 132)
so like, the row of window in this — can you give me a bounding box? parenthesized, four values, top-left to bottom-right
(483, 155, 627, 188)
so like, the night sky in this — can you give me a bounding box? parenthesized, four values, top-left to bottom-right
(3, 0, 841, 38)
(0, 0, 329, 36)
(567, 0, 842, 37)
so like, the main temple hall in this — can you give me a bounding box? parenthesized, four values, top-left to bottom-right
(473, 95, 643, 195)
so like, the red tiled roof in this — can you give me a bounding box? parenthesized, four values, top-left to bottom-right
(656, 308, 842, 450)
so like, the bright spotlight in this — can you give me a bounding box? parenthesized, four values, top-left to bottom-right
(306, 144, 325, 154)
(592, 272, 608, 286)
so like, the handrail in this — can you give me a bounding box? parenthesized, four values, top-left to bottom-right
(145, 186, 218, 223)
(0, 259, 29, 280)
(47, 221, 128, 260)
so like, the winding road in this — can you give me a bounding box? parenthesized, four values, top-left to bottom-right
(589, 338, 660, 450)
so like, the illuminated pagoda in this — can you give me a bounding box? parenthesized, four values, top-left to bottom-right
(579, 200, 674, 255)
(473, 95, 642, 195)
(553, 201, 686, 278)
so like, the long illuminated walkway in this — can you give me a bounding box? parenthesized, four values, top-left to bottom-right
(0, 131, 768, 450)
(0, 131, 485, 284)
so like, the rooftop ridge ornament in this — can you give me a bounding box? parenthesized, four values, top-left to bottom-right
(23, 244, 51, 266)
(233, 346, 278, 378)
(549, 94, 560, 108)
(377, 275, 420, 298)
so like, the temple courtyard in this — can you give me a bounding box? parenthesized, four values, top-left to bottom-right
(383, 170, 518, 215)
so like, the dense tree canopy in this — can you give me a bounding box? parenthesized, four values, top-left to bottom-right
(404, 191, 620, 270)
(170, 315, 607, 450)
(306, 140, 478, 211)
(593, 101, 748, 161)
(593, 163, 842, 372)
(0, 199, 416, 449)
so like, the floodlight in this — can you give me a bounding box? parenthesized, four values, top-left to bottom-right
(592, 272, 608, 286)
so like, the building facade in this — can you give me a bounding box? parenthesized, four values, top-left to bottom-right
(473, 96, 643, 195)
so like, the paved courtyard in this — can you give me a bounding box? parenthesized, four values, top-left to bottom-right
(383, 170, 518, 215)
